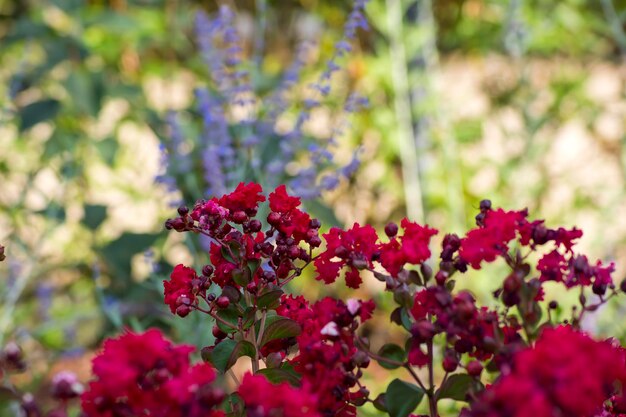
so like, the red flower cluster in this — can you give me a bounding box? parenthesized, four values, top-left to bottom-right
(315, 219, 438, 288)
(465, 326, 626, 417)
(277, 295, 374, 416)
(164, 264, 207, 317)
(81, 329, 225, 417)
(459, 207, 528, 269)
(238, 373, 321, 417)
(410, 287, 522, 371)
(537, 251, 615, 292)
(163, 183, 322, 314)
(379, 219, 438, 276)
(315, 223, 379, 288)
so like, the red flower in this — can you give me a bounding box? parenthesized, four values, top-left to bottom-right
(278, 296, 373, 416)
(238, 374, 321, 417)
(379, 219, 437, 275)
(268, 185, 314, 243)
(269, 185, 302, 213)
(537, 250, 567, 283)
(82, 329, 222, 417)
(164, 264, 203, 316)
(466, 326, 626, 417)
(218, 182, 265, 214)
(314, 223, 379, 288)
(459, 209, 526, 269)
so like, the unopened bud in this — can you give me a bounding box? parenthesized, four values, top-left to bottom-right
(384, 222, 398, 238)
(466, 360, 483, 377)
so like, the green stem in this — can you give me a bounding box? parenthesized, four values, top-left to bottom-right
(386, 0, 424, 223)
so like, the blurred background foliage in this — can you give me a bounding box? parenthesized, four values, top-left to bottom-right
(2, 0, 626, 413)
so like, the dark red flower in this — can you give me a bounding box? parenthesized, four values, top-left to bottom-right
(314, 223, 379, 289)
(459, 209, 527, 269)
(269, 185, 302, 213)
(218, 182, 265, 214)
(379, 219, 437, 276)
(466, 326, 626, 417)
(238, 373, 321, 417)
(164, 264, 204, 316)
(82, 329, 222, 417)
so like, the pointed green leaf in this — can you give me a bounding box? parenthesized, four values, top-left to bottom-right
(83, 204, 107, 230)
(256, 289, 284, 309)
(377, 344, 406, 370)
(216, 306, 239, 334)
(257, 366, 301, 386)
(205, 339, 255, 373)
(436, 374, 484, 402)
(19, 99, 61, 131)
(385, 379, 424, 417)
(260, 317, 301, 347)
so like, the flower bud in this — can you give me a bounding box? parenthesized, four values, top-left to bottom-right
(466, 360, 483, 377)
(384, 222, 398, 238)
(175, 304, 192, 317)
(212, 325, 226, 340)
(420, 263, 432, 282)
(411, 320, 436, 342)
(442, 352, 459, 373)
(335, 246, 349, 259)
(353, 351, 370, 368)
(216, 296, 230, 309)
(51, 371, 83, 400)
(267, 212, 281, 226)
(479, 199, 492, 211)
(247, 219, 262, 233)
(202, 264, 215, 277)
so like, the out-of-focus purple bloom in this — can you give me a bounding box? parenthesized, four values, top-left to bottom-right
(155, 143, 178, 193)
(165, 111, 191, 174)
(341, 150, 362, 178)
(195, 7, 253, 108)
(36, 284, 53, 322)
(320, 174, 340, 191)
(160, 1, 370, 202)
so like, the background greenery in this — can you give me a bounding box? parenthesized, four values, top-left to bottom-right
(1, 0, 626, 414)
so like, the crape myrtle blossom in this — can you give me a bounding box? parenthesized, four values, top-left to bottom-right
(81, 330, 225, 417)
(463, 326, 626, 417)
(41, 185, 624, 417)
(160, 187, 626, 417)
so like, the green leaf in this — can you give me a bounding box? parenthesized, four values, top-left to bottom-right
(36, 202, 66, 222)
(221, 285, 242, 304)
(95, 137, 119, 165)
(99, 233, 160, 288)
(256, 289, 283, 309)
(221, 241, 242, 263)
(400, 308, 413, 331)
(242, 307, 256, 330)
(204, 340, 256, 373)
(377, 344, 406, 370)
(83, 204, 107, 230)
(260, 317, 301, 347)
(248, 258, 261, 275)
(216, 306, 240, 334)
(19, 99, 61, 132)
(232, 268, 251, 286)
(257, 366, 301, 386)
(385, 379, 424, 417)
(435, 374, 479, 402)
